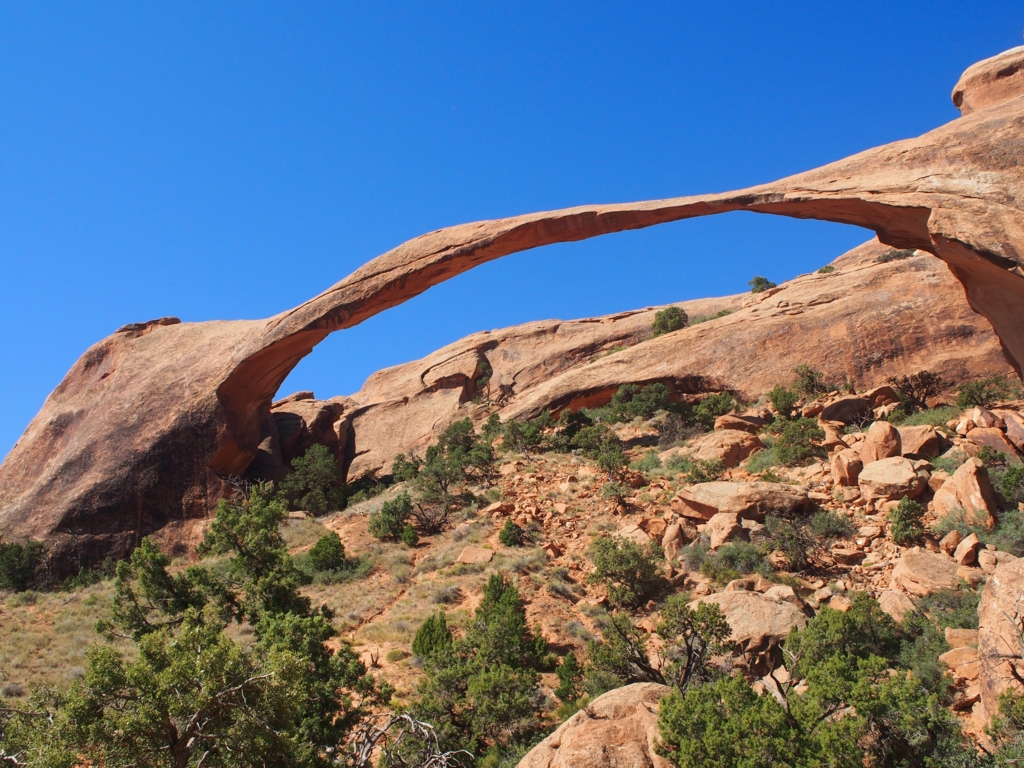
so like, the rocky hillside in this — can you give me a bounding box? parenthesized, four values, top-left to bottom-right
(266, 237, 1012, 484)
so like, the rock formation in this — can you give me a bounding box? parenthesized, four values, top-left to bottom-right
(3, 47, 1024, 571)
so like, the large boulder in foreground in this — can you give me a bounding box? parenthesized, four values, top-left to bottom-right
(671, 482, 810, 522)
(517, 683, 672, 768)
(689, 590, 809, 658)
(978, 556, 1024, 728)
(932, 457, 998, 529)
(890, 548, 959, 596)
(3, 46, 1024, 571)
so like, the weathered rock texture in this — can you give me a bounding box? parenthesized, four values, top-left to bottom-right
(517, 683, 671, 768)
(3, 47, 1024, 569)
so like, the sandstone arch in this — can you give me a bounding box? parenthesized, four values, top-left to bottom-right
(2, 47, 1024, 569)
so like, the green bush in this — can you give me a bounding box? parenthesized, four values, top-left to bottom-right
(401, 523, 419, 547)
(0, 541, 45, 592)
(817, 265, 835, 273)
(745, 446, 781, 473)
(412, 610, 453, 660)
(306, 532, 347, 572)
(774, 417, 825, 466)
(502, 412, 550, 457)
(667, 456, 725, 484)
(792, 364, 830, 396)
(391, 453, 422, 482)
(700, 541, 769, 583)
(876, 247, 916, 263)
(368, 492, 414, 540)
(598, 383, 672, 423)
(630, 448, 662, 472)
(651, 306, 688, 337)
(889, 496, 925, 546)
(916, 586, 981, 630)
(956, 375, 1018, 409)
(748, 275, 776, 293)
(691, 392, 735, 430)
(886, 371, 945, 413)
(554, 650, 584, 702)
(499, 520, 526, 547)
(689, 309, 733, 325)
(587, 535, 662, 609)
(278, 443, 347, 516)
(767, 384, 799, 420)
(809, 509, 854, 539)
(899, 405, 959, 428)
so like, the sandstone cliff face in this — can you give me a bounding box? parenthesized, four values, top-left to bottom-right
(337, 237, 1011, 479)
(3, 47, 1024, 571)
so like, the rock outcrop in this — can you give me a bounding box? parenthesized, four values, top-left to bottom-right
(517, 683, 672, 768)
(3, 47, 1024, 570)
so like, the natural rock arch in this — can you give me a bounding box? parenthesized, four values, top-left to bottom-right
(2, 46, 1024, 570)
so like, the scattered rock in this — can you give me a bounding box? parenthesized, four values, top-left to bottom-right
(706, 512, 744, 549)
(954, 533, 983, 566)
(859, 421, 902, 465)
(820, 396, 871, 424)
(898, 425, 943, 458)
(966, 427, 1020, 458)
(877, 589, 917, 622)
(932, 458, 998, 529)
(483, 501, 515, 516)
(857, 457, 924, 502)
(830, 448, 864, 486)
(685, 430, 765, 469)
(939, 529, 963, 556)
(890, 548, 959, 596)
(457, 546, 494, 565)
(946, 628, 979, 649)
(671, 482, 810, 523)
(689, 590, 809, 658)
(714, 415, 761, 434)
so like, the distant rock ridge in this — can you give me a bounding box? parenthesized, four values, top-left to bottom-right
(3, 46, 1024, 571)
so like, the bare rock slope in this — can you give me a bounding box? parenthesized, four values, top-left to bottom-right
(3, 47, 1024, 569)
(341, 237, 1012, 479)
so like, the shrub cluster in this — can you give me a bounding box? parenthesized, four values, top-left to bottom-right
(651, 306, 688, 337)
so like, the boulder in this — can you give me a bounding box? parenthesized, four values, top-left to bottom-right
(618, 524, 652, 547)
(859, 421, 902, 465)
(714, 414, 761, 434)
(972, 406, 1005, 430)
(954, 533, 983, 566)
(662, 523, 686, 560)
(685, 429, 765, 469)
(517, 683, 672, 768)
(820, 396, 871, 424)
(898, 425, 943, 459)
(946, 627, 979, 649)
(977, 556, 1024, 726)
(671, 482, 810, 522)
(878, 589, 917, 622)
(706, 512, 744, 549)
(890, 548, 960, 596)
(457, 546, 494, 565)
(966, 427, 1020, 459)
(939, 529, 963, 556)
(689, 590, 808, 658)
(994, 409, 1024, 450)
(932, 458, 998, 529)
(858, 457, 924, 502)
(864, 385, 901, 408)
(830, 448, 863, 486)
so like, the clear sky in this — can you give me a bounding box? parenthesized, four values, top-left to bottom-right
(1, 2, 1021, 459)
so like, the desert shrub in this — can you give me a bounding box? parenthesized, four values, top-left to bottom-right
(552, 409, 593, 447)
(499, 520, 526, 547)
(554, 650, 584, 702)
(659, 592, 973, 768)
(700, 542, 769, 583)
(668, 456, 725, 484)
(956, 375, 1018, 409)
(278, 443, 346, 516)
(0, 540, 45, 593)
(808, 509, 854, 539)
(385, 648, 408, 663)
(916, 586, 981, 630)
(680, 540, 710, 572)
(630, 448, 662, 472)
(689, 309, 733, 325)
(900, 405, 959, 429)
(368, 492, 414, 540)
(1000, 465, 1024, 508)
(473, 357, 493, 401)
(391, 453, 422, 482)
(588, 535, 663, 609)
(502, 412, 551, 457)
(691, 392, 735, 430)
(817, 265, 835, 273)
(792, 364, 830, 396)
(768, 384, 799, 420)
(774, 417, 825, 466)
(412, 418, 493, 532)
(748, 275, 776, 293)
(745, 446, 781, 473)
(401, 522, 419, 547)
(432, 584, 462, 605)
(412, 575, 545, 756)
(933, 449, 969, 475)
(886, 371, 945, 413)
(597, 383, 672, 423)
(889, 496, 925, 546)
(412, 610, 453, 660)
(596, 441, 629, 484)
(876, 247, 916, 263)
(569, 423, 619, 457)
(306, 532, 347, 572)
(651, 306, 688, 337)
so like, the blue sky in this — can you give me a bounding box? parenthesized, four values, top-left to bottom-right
(1, 2, 1021, 458)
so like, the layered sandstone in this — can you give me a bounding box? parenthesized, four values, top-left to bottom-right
(3, 47, 1024, 570)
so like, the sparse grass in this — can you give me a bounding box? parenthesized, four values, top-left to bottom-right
(899, 406, 959, 430)
(689, 309, 734, 325)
